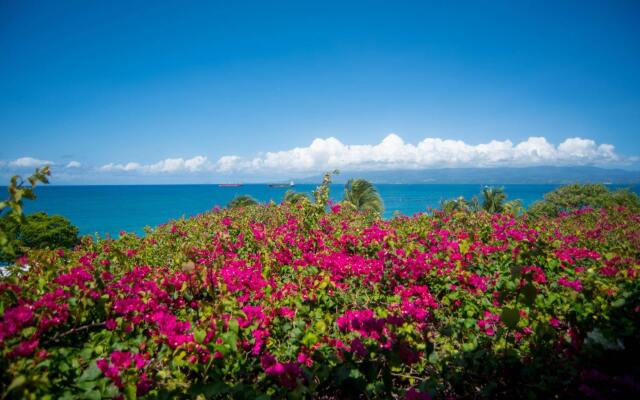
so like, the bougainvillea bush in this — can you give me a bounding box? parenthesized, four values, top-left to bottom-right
(1, 201, 639, 399)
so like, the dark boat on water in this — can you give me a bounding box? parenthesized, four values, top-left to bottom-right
(218, 183, 243, 187)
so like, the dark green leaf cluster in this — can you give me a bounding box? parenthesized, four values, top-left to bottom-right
(227, 195, 259, 209)
(283, 190, 310, 205)
(0, 212, 79, 262)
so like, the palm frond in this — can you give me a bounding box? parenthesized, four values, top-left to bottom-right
(343, 179, 384, 214)
(283, 190, 309, 204)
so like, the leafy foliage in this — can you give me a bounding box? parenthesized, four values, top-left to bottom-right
(1, 187, 639, 398)
(21, 213, 78, 249)
(227, 195, 258, 209)
(529, 183, 640, 217)
(481, 186, 507, 213)
(0, 167, 51, 261)
(441, 195, 480, 213)
(283, 190, 309, 205)
(503, 199, 524, 215)
(343, 178, 384, 214)
(313, 169, 339, 207)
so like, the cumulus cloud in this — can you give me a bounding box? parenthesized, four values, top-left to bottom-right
(99, 162, 143, 172)
(99, 156, 213, 174)
(65, 161, 82, 168)
(8, 157, 54, 168)
(215, 134, 626, 173)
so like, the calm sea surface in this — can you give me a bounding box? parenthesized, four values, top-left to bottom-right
(14, 184, 640, 237)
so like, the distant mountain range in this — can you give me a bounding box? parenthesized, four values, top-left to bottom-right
(297, 166, 640, 185)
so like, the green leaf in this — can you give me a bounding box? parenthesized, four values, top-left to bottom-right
(611, 298, 626, 308)
(349, 368, 364, 379)
(462, 336, 478, 352)
(521, 283, 537, 307)
(124, 383, 137, 400)
(6, 375, 27, 394)
(302, 331, 318, 347)
(221, 332, 238, 351)
(193, 329, 206, 344)
(500, 308, 520, 329)
(82, 390, 101, 400)
(78, 362, 102, 382)
(228, 318, 239, 334)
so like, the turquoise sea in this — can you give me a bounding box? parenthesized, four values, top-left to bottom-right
(16, 184, 640, 237)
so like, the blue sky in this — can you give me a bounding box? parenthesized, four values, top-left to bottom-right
(1, 0, 639, 183)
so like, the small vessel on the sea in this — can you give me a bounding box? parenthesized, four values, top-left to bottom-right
(268, 180, 294, 188)
(218, 183, 243, 187)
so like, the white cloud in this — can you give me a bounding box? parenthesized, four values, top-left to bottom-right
(99, 162, 142, 172)
(65, 161, 82, 168)
(8, 157, 54, 168)
(147, 156, 210, 173)
(215, 134, 625, 173)
(99, 156, 213, 174)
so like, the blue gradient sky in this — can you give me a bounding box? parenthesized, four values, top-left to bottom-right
(1, 0, 639, 182)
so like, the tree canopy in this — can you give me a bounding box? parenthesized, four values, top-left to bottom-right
(227, 195, 259, 209)
(529, 184, 640, 216)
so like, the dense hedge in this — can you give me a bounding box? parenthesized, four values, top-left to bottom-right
(1, 202, 639, 399)
(0, 212, 79, 262)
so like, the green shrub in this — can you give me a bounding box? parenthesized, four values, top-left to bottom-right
(227, 195, 259, 209)
(19, 212, 79, 250)
(529, 183, 640, 216)
(0, 167, 51, 261)
(1, 200, 639, 399)
(0, 212, 79, 262)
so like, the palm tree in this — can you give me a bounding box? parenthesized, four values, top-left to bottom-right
(227, 195, 258, 209)
(440, 196, 469, 213)
(283, 190, 309, 205)
(343, 179, 384, 213)
(503, 199, 524, 215)
(481, 186, 507, 213)
(468, 196, 481, 212)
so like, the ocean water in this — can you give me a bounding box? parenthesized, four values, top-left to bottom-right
(12, 184, 639, 237)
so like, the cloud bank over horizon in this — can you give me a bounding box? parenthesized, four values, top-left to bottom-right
(1, 135, 637, 182)
(215, 134, 628, 174)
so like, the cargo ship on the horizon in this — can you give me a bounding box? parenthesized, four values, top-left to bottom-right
(217, 183, 243, 187)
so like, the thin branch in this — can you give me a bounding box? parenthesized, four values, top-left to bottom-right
(45, 321, 106, 344)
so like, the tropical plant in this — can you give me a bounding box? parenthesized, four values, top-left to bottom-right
(343, 178, 384, 214)
(440, 196, 470, 213)
(2, 198, 640, 399)
(529, 183, 640, 217)
(0, 212, 79, 262)
(503, 199, 524, 215)
(20, 212, 78, 250)
(313, 169, 339, 207)
(0, 167, 50, 261)
(227, 195, 258, 209)
(481, 186, 507, 213)
(283, 190, 309, 205)
(468, 195, 481, 212)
